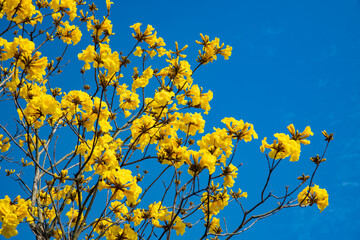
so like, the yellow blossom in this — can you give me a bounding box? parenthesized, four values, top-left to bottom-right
(260, 124, 311, 162)
(117, 84, 140, 117)
(132, 66, 153, 92)
(179, 112, 205, 136)
(221, 117, 258, 142)
(197, 128, 233, 162)
(130, 115, 157, 150)
(105, 224, 137, 240)
(222, 164, 238, 187)
(201, 184, 230, 219)
(287, 124, 313, 145)
(0, 196, 31, 239)
(196, 34, 232, 64)
(0, 135, 11, 153)
(57, 21, 82, 45)
(110, 201, 128, 220)
(1, 0, 42, 25)
(66, 208, 84, 227)
(22, 94, 62, 128)
(209, 217, 222, 234)
(154, 89, 174, 106)
(133, 46, 143, 57)
(49, 0, 78, 21)
(298, 185, 329, 212)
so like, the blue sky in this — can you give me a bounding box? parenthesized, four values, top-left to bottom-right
(1, 0, 360, 239)
(112, 0, 360, 238)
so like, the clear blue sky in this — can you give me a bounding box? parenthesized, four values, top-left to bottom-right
(112, 0, 360, 239)
(1, 0, 360, 239)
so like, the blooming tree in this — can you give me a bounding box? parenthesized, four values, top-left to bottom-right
(0, 1, 333, 239)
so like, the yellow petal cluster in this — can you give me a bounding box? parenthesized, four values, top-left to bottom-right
(298, 185, 329, 212)
(57, 21, 82, 45)
(0, 135, 10, 153)
(0, 196, 31, 239)
(0, 0, 42, 25)
(260, 124, 312, 161)
(196, 33, 232, 64)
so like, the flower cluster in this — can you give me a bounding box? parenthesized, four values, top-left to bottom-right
(298, 185, 329, 212)
(1, 36, 48, 85)
(0, 135, 10, 153)
(260, 124, 313, 161)
(0, 196, 31, 239)
(78, 43, 120, 75)
(56, 21, 82, 45)
(196, 33, 232, 64)
(201, 182, 230, 219)
(0, 0, 42, 25)
(130, 202, 186, 236)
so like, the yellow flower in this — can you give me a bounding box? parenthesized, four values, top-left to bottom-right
(221, 117, 258, 142)
(0, 224, 18, 239)
(199, 150, 217, 175)
(78, 43, 119, 74)
(298, 185, 329, 212)
(21, 158, 34, 167)
(187, 84, 213, 114)
(222, 164, 238, 187)
(131, 66, 153, 91)
(0, 134, 11, 153)
(186, 150, 217, 176)
(274, 133, 301, 162)
(133, 46, 143, 57)
(1, 0, 41, 25)
(66, 208, 84, 228)
(123, 180, 142, 205)
(54, 169, 69, 183)
(61, 90, 93, 114)
(169, 41, 188, 58)
(154, 89, 174, 106)
(105, 224, 138, 240)
(38, 191, 52, 206)
(200, 184, 230, 219)
(88, 17, 113, 42)
(130, 23, 142, 36)
(173, 216, 186, 236)
(157, 57, 193, 89)
(209, 217, 222, 234)
(322, 130, 334, 142)
(110, 201, 128, 220)
(19, 82, 47, 102)
(106, 0, 113, 11)
(197, 128, 233, 161)
(117, 84, 140, 116)
(261, 124, 311, 162)
(22, 94, 62, 128)
(17, 51, 48, 82)
(53, 228, 63, 240)
(0, 196, 31, 239)
(130, 23, 157, 45)
(99, 167, 142, 204)
(78, 45, 95, 70)
(57, 21, 82, 45)
(1, 36, 34, 61)
(131, 209, 143, 226)
(93, 218, 112, 234)
(230, 188, 248, 199)
(179, 112, 205, 136)
(287, 124, 313, 145)
(196, 34, 232, 64)
(130, 115, 157, 150)
(49, 0, 78, 21)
